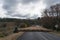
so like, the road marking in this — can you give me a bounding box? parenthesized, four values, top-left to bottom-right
(38, 32, 48, 40)
(42, 32, 54, 40)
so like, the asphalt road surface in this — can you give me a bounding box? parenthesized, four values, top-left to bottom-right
(17, 32, 60, 40)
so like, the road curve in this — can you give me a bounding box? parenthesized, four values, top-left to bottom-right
(17, 32, 60, 40)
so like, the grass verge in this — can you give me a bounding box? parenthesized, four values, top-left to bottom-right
(0, 32, 24, 40)
(49, 31, 60, 36)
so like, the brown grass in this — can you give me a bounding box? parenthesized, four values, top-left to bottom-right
(49, 31, 60, 36)
(0, 32, 24, 40)
(19, 26, 51, 31)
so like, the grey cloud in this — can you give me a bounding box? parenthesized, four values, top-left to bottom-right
(2, 0, 60, 19)
(30, 14, 38, 18)
(10, 13, 30, 18)
(21, 0, 39, 4)
(3, 0, 19, 15)
(2, 0, 40, 18)
(43, 0, 60, 8)
(3, 0, 39, 15)
(9, 13, 38, 19)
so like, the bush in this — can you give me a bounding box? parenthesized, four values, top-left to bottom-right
(20, 23, 27, 28)
(13, 27, 18, 33)
(0, 32, 10, 38)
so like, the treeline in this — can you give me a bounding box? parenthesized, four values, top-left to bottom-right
(40, 3, 60, 31)
(0, 18, 22, 22)
(0, 18, 40, 27)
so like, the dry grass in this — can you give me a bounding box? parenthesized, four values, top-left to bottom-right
(49, 31, 60, 36)
(20, 26, 51, 31)
(0, 32, 24, 40)
(0, 22, 16, 36)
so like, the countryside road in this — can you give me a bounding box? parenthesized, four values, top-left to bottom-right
(17, 32, 60, 40)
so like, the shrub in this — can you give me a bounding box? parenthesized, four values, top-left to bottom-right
(20, 23, 27, 28)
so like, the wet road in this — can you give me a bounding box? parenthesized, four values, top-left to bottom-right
(17, 32, 60, 40)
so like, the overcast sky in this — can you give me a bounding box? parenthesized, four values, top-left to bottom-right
(0, 0, 60, 19)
